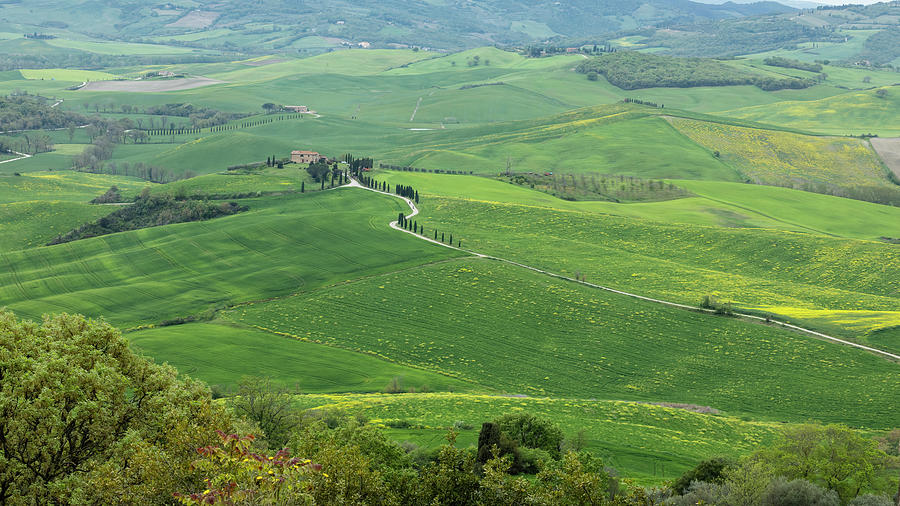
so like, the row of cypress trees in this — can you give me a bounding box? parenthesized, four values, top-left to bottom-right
(397, 213, 460, 248)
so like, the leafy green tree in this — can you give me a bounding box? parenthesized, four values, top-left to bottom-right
(673, 456, 734, 494)
(418, 431, 480, 505)
(755, 424, 889, 502)
(761, 477, 840, 506)
(532, 451, 611, 505)
(231, 377, 300, 449)
(0, 311, 230, 504)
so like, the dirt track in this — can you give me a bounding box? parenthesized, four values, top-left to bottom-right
(870, 137, 900, 179)
(80, 77, 223, 93)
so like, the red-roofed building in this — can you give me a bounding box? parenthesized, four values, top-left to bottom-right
(291, 150, 321, 164)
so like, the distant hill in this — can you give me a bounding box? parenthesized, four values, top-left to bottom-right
(0, 0, 794, 53)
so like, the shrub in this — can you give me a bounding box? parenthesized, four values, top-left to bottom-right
(672, 456, 735, 494)
(669, 480, 731, 506)
(494, 412, 565, 459)
(760, 477, 840, 506)
(849, 495, 894, 506)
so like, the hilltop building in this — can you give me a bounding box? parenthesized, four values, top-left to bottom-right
(285, 105, 309, 113)
(291, 150, 321, 164)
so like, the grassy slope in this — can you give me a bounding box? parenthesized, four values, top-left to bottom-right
(0, 171, 152, 252)
(224, 258, 899, 428)
(0, 189, 461, 328)
(380, 170, 900, 241)
(725, 86, 900, 136)
(294, 392, 785, 483)
(128, 321, 474, 394)
(377, 183, 900, 348)
(667, 116, 895, 189)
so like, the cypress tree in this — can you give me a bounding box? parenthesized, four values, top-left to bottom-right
(441, 233, 444, 242)
(413, 221, 417, 232)
(398, 212, 404, 225)
(301, 181, 305, 193)
(434, 230, 438, 240)
(415, 190, 419, 204)
(449, 234, 453, 245)
(321, 178, 325, 190)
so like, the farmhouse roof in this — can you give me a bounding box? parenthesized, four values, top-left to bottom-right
(292, 150, 319, 155)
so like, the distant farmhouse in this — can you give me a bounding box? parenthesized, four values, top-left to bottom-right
(284, 105, 309, 113)
(291, 150, 321, 164)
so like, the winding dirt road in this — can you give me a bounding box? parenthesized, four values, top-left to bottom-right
(348, 177, 900, 362)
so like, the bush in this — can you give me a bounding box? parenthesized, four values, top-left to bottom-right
(673, 456, 735, 494)
(849, 495, 894, 506)
(668, 480, 731, 506)
(516, 447, 553, 474)
(761, 477, 840, 506)
(494, 412, 564, 459)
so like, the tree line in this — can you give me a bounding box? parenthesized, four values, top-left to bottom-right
(379, 163, 474, 175)
(763, 56, 823, 73)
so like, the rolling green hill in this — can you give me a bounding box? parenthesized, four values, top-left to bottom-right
(379, 181, 900, 350)
(0, 189, 460, 328)
(223, 258, 899, 428)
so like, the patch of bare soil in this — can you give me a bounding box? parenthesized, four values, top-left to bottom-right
(80, 77, 223, 92)
(870, 137, 900, 179)
(242, 58, 288, 67)
(167, 10, 219, 29)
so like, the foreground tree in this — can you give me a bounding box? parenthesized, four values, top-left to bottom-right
(0, 311, 231, 504)
(755, 424, 890, 502)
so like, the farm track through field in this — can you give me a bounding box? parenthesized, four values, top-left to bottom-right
(347, 178, 900, 362)
(0, 151, 31, 165)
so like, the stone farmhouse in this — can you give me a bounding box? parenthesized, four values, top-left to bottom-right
(291, 150, 321, 164)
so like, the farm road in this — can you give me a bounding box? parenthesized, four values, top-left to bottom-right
(0, 151, 31, 165)
(349, 177, 900, 362)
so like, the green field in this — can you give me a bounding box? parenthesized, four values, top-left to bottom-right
(19, 68, 117, 81)
(668, 116, 895, 190)
(726, 86, 900, 136)
(293, 392, 785, 482)
(0, 189, 461, 328)
(386, 191, 900, 349)
(129, 321, 474, 394)
(224, 258, 899, 428)
(379, 170, 900, 241)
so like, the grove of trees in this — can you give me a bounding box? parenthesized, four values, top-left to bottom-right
(577, 52, 816, 90)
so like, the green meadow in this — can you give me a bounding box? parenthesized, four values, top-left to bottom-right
(129, 321, 474, 394)
(395, 193, 900, 349)
(380, 170, 900, 240)
(726, 86, 900, 136)
(223, 258, 899, 428)
(294, 392, 785, 483)
(0, 189, 460, 328)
